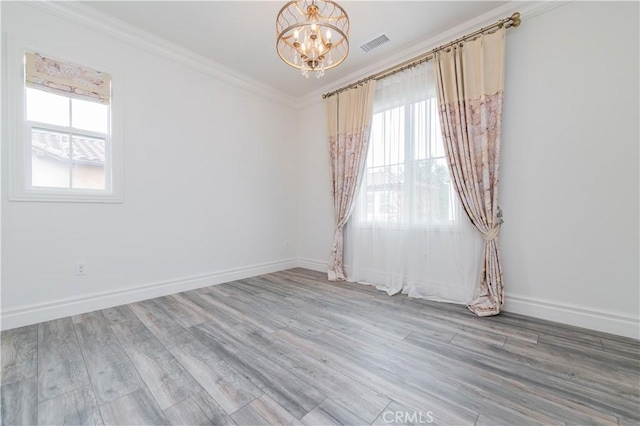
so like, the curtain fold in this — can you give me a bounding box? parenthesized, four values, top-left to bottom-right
(326, 81, 377, 281)
(434, 27, 506, 316)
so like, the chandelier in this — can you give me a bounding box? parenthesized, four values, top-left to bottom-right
(276, 0, 349, 79)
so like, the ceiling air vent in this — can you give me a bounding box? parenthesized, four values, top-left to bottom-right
(360, 34, 390, 53)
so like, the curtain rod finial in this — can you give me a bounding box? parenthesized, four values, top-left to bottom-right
(510, 12, 521, 28)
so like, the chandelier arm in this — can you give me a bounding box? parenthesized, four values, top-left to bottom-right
(277, 23, 346, 44)
(276, 0, 349, 77)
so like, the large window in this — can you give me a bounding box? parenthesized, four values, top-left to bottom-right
(346, 62, 481, 303)
(358, 96, 456, 226)
(8, 42, 121, 202)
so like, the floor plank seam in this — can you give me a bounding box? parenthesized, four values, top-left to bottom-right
(36, 327, 40, 426)
(106, 322, 156, 410)
(370, 398, 393, 425)
(70, 320, 106, 426)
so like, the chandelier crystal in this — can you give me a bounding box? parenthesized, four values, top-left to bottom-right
(276, 0, 349, 79)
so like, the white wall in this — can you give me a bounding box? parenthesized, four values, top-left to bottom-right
(296, 101, 334, 270)
(1, 2, 298, 328)
(296, 1, 640, 338)
(499, 1, 639, 337)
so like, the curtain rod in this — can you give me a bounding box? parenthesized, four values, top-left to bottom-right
(322, 12, 521, 99)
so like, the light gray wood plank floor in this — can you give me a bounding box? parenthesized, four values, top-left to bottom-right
(1, 268, 638, 425)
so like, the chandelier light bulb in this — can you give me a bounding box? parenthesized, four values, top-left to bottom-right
(276, 0, 349, 79)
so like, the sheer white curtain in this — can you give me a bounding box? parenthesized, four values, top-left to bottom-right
(344, 61, 483, 304)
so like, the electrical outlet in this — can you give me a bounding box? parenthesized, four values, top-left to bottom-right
(75, 262, 86, 275)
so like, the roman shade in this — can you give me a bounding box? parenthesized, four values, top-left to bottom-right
(25, 52, 111, 104)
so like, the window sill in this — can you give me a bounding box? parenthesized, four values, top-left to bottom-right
(9, 189, 123, 203)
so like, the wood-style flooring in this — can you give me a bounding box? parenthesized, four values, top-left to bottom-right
(1, 268, 639, 425)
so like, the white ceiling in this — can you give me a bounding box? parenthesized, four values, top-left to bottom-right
(83, 1, 508, 99)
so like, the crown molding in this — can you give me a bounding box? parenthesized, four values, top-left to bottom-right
(24, 0, 299, 109)
(21, 0, 571, 111)
(295, 0, 572, 110)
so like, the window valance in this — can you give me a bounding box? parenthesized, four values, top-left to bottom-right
(25, 52, 110, 104)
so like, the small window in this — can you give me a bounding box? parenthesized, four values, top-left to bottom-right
(8, 43, 121, 202)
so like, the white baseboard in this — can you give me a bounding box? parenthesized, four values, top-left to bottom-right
(296, 258, 328, 273)
(3, 256, 637, 340)
(1, 258, 297, 331)
(504, 294, 639, 340)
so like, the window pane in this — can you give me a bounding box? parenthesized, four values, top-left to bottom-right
(430, 99, 445, 158)
(26, 88, 70, 127)
(362, 98, 454, 225)
(413, 98, 445, 160)
(71, 98, 109, 133)
(369, 107, 405, 168)
(71, 135, 105, 190)
(414, 100, 427, 160)
(413, 158, 454, 223)
(31, 129, 70, 188)
(364, 164, 404, 223)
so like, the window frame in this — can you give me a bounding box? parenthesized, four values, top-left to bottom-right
(357, 96, 458, 230)
(7, 37, 123, 203)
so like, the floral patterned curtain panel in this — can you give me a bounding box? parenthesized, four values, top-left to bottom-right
(25, 52, 111, 104)
(326, 81, 377, 281)
(434, 27, 506, 316)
